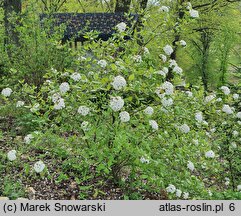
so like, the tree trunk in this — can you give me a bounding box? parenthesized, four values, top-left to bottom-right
(115, 0, 131, 13)
(166, 0, 185, 81)
(4, 0, 22, 47)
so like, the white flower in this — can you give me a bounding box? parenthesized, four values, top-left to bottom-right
(16, 101, 25, 107)
(24, 134, 34, 144)
(34, 161, 45, 173)
(156, 70, 166, 76)
(180, 40, 187, 46)
(169, 59, 177, 67)
(7, 150, 17, 161)
(1, 87, 12, 97)
(233, 94, 239, 100)
(54, 98, 65, 110)
(70, 72, 81, 81)
(160, 6, 169, 12)
(205, 150, 215, 158)
(132, 55, 142, 63)
(208, 190, 213, 196)
(193, 139, 199, 145)
(111, 75, 127, 90)
(159, 54, 167, 62)
(173, 66, 183, 74)
(236, 112, 241, 119)
(233, 130, 239, 137)
(116, 22, 127, 32)
(78, 106, 90, 116)
(119, 111, 130, 123)
(163, 45, 173, 55)
(237, 185, 241, 191)
(144, 106, 154, 115)
(186, 91, 193, 97)
(179, 124, 190, 133)
(59, 82, 70, 94)
(110, 96, 124, 112)
(143, 47, 150, 55)
(183, 192, 189, 199)
(220, 86, 230, 95)
(225, 181, 230, 186)
(189, 9, 199, 18)
(231, 142, 237, 148)
(216, 97, 222, 102)
(97, 59, 107, 68)
(186, 2, 192, 10)
(161, 97, 173, 107)
(140, 156, 150, 164)
(195, 112, 203, 123)
(81, 121, 89, 131)
(187, 161, 195, 171)
(204, 94, 216, 103)
(161, 81, 174, 95)
(222, 104, 233, 114)
(51, 93, 61, 103)
(30, 103, 40, 112)
(149, 120, 158, 131)
(176, 189, 182, 198)
(166, 184, 176, 193)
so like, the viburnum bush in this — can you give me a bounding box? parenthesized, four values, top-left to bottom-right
(1, 34, 241, 199)
(0, 2, 240, 200)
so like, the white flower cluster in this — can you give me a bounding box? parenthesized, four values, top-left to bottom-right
(236, 112, 241, 119)
(173, 65, 183, 74)
(159, 54, 167, 62)
(52, 93, 65, 110)
(166, 184, 176, 193)
(97, 59, 107, 68)
(1, 87, 12, 97)
(70, 72, 81, 81)
(233, 93, 239, 100)
(179, 124, 190, 133)
(34, 160, 45, 173)
(116, 22, 127, 32)
(189, 9, 199, 18)
(144, 106, 154, 115)
(204, 94, 216, 103)
(195, 111, 203, 123)
(119, 111, 130, 122)
(159, 6, 169, 13)
(180, 40, 187, 47)
(132, 55, 142, 63)
(81, 121, 89, 131)
(222, 104, 233, 114)
(205, 150, 215, 158)
(111, 75, 127, 90)
(24, 134, 34, 144)
(220, 86, 230, 95)
(54, 98, 65, 110)
(30, 103, 40, 112)
(163, 45, 173, 56)
(140, 156, 150, 164)
(237, 185, 241, 191)
(78, 106, 90, 116)
(59, 82, 70, 94)
(110, 96, 124, 112)
(149, 120, 158, 131)
(187, 161, 195, 171)
(16, 101, 25, 107)
(161, 97, 173, 107)
(7, 150, 17, 161)
(156, 81, 174, 98)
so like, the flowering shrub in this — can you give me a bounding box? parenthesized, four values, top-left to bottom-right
(0, 1, 240, 200)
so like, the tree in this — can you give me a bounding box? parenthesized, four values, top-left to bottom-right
(3, 0, 22, 47)
(115, 0, 131, 13)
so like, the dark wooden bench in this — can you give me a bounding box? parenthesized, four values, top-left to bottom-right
(40, 13, 138, 47)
